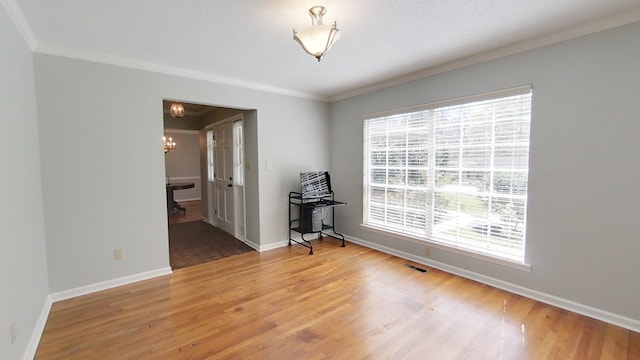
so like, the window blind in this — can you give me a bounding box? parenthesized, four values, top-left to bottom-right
(363, 86, 532, 262)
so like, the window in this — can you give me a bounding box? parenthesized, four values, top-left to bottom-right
(233, 121, 244, 186)
(363, 86, 532, 263)
(206, 128, 215, 182)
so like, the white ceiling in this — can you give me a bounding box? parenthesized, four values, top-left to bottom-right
(7, 0, 640, 101)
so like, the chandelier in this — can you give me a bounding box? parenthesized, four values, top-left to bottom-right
(169, 103, 185, 118)
(293, 6, 341, 62)
(163, 136, 176, 153)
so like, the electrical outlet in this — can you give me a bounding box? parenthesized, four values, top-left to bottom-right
(266, 160, 272, 170)
(114, 248, 124, 260)
(10, 322, 17, 344)
(425, 246, 431, 257)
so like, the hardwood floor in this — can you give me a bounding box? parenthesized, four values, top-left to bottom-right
(168, 200, 203, 225)
(35, 239, 640, 359)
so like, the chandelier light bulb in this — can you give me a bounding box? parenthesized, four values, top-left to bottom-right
(163, 136, 176, 153)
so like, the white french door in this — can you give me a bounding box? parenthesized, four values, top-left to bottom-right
(206, 115, 246, 240)
(213, 121, 235, 236)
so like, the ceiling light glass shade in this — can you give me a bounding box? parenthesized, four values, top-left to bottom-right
(293, 6, 341, 62)
(169, 103, 185, 118)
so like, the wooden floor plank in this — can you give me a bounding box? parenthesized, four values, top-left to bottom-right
(35, 239, 640, 359)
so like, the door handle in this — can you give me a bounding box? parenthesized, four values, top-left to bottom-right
(227, 184, 233, 188)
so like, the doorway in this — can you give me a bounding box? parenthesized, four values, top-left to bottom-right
(163, 100, 251, 269)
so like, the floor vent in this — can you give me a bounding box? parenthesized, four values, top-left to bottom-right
(404, 263, 428, 273)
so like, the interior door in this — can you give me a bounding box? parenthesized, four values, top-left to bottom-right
(214, 121, 235, 235)
(206, 128, 215, 224)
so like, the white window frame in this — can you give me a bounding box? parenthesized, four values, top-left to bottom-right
(362, 86, 532, 269)
(233, 120, 244, 186)
(206, 128, 215, 182)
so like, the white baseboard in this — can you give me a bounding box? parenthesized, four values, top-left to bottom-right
(168, 176, 201, 181)
(23, 295, 53, 360)
(27, 235, 638, 359)
(24, 267, 173, 359)
(258, 233, 321, 252)
(174, 197, 201, 202)
(244, 238, 261, 251)
(346, 234, 640, 333)
(49, 267, 173, 302)
(259, 240, 290, 252)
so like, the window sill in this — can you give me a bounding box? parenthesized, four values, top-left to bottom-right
(360, 224, 532, 272)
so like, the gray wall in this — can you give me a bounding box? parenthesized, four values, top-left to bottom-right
(243, 110, 260, 245)
(163, 113, 202, 130)
(202, 107, 244, 127)
(7, 4, 638, 357)
(33, 53, 330, 292)
(329, 21, 640, 321)
(0, 5, 49, 359)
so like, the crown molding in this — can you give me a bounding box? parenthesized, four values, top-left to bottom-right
(329, 10, 640, 102)
(33, 44, 329, 102)
(8, 2, 640, 104)
(0, 0, 37, 50)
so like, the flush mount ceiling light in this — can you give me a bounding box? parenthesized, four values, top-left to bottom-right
(293, 6, 341, 62)
(169, 103, 185, 118)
